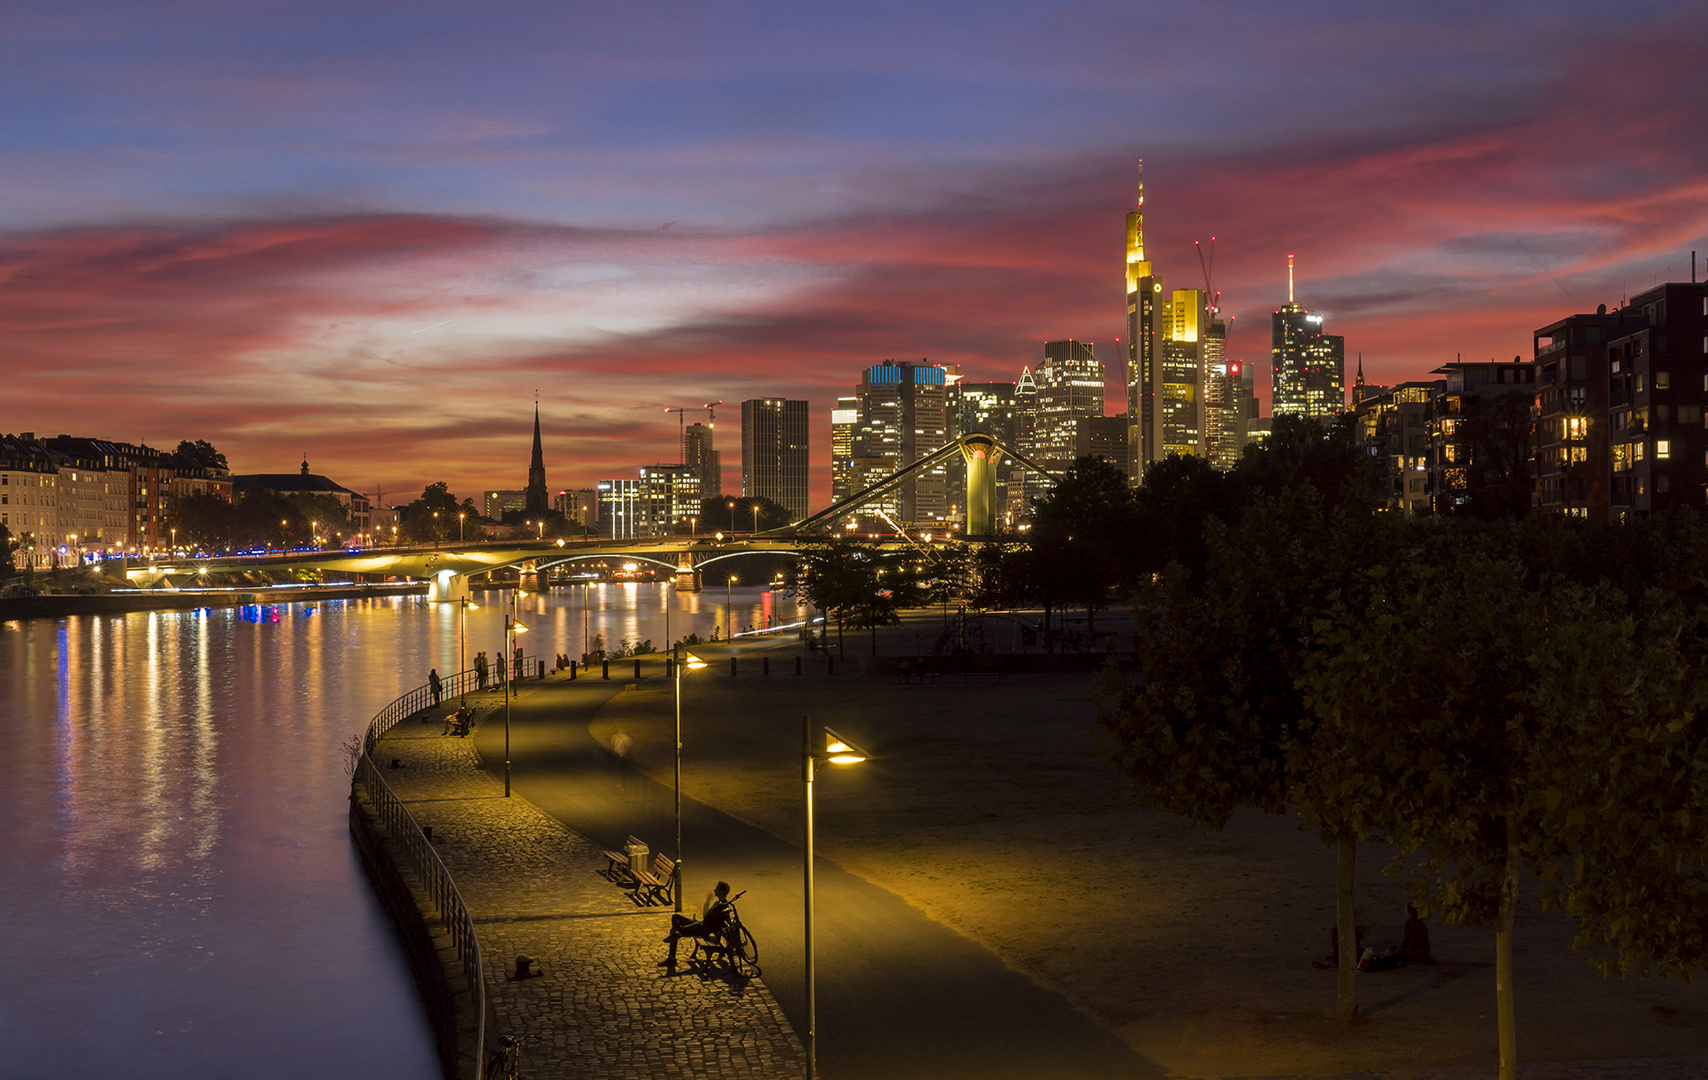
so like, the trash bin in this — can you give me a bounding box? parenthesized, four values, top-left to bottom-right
(625, 838, 649, 877)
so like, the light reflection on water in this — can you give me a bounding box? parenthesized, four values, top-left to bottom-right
(0, 584, 794, 1078)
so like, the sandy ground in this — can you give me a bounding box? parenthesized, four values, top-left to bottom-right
(586, 615, 1708, 1076)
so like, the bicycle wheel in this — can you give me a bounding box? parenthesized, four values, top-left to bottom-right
(734, 925, 761, 976)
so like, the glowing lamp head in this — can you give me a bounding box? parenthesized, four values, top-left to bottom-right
(683, 653, 708, 670)
(822, 727, 870, 765)
(509, 620, 529, 634)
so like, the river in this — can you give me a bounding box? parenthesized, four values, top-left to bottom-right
(0, 583, 796, 1078)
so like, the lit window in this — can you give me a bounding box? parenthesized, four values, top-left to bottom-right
(1658, 440, 1672, 459)
(1656, 371, 1671, 389)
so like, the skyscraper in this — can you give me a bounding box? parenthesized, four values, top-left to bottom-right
(684, 421, 721, 500)
(831, 396, 858, 503)
(638, 464, 702, 536)
(851, 360, 952, 524)
(1271, 257, 1346, 419)
(1157, 290, 1206, 458)
(740, 398, 810, 521)
(1033, 340, 1105, 473)
(1125, 162, 1160, 481)
(524, 405, 549, 518)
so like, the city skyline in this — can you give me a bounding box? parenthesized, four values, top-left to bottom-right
(3, 2, 1705, 505)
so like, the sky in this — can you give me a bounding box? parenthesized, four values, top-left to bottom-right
(4, 0, 1706, 509)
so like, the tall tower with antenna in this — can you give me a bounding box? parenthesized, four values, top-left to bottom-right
(1125, 160, 1160, 481)
(1271, 256, 1345, 419)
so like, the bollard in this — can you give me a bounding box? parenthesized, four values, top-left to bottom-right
(602, 660, 610, 680)
(634, 658, 642, 680)
(730, 656, 738, 677)
(763, 656, 770, 678)
(666, 658, 674, 678)
(570, 660, 577, 681)
(538, 660, 546, 680)
(828, 656, 835, 676)
(796, 655, 803, 676)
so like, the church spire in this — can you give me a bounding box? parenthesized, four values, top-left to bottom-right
(524, 402, 549, 519)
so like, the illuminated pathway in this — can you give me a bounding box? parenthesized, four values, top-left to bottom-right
(471, 669, 1159, 1080)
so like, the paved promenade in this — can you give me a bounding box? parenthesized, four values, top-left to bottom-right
(374, 659, 1708, 1080)
(377, 684, 807, 1080)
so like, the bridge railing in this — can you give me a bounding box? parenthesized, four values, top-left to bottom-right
(354, 653, 533, 1080)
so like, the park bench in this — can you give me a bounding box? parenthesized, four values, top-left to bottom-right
(601, 836, 646, 885)
(441, 704, 473, 737)
(628, 851, 678, 908)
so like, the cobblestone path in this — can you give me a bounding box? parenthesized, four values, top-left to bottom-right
(1184, 1059, 1708, 1080)
(378, 698, 807, 1080)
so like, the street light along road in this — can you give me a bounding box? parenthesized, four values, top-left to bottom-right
(802, 720, 871, 1080)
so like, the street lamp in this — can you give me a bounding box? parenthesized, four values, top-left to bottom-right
(752, 502, 760, 534)
(672, 648, 708, 911)
(459, 596, 480, 700)
(802, 721, 870, 1080)
(458, 511, 466, 544)
(432, 510, 440, 548)
(726, 574, 737, 640)
(502, 589, 530, 798)
(727, 499, 735, 532)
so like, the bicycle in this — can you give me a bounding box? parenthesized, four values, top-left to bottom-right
(486, 1033, 527, 1080)
(690, 889, 761, 977)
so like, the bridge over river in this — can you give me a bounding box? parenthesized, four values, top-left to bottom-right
(124, 431, 1055, 597)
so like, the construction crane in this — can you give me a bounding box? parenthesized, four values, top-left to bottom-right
(702, 400, 722, 428)
(1195, 237, 1220, 317)
(665, 407, 692, 460)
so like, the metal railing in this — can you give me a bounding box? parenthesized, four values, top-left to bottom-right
(355, 654, 533, 1080)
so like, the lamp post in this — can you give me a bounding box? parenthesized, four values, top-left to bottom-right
(752, 503, 760, 535)
(726, 574, 737, 640)
(727, 499, 735, 532)
(672, 647, 708, 911)
(502, 586, 530, 797)
(802, 720, 870, 1080)
(458, 511, 465, 544)
(459, 595, 480, 700)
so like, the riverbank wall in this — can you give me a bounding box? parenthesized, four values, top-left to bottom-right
(0, 581, 427, 620)
(349, 776, 485, 1080)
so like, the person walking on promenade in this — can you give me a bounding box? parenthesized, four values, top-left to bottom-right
(428, 667, 442, 705)
(475, 651, 488, 690)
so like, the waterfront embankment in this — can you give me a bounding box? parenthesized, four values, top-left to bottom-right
(0, 580, 426, 620)
(351, 674, 807, 1080)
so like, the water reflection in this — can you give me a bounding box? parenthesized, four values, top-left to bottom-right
(0, 584, 798, 1077)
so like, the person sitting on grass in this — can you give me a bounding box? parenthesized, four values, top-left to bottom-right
(659, 881, 733, 968)
(1397, 903, 1431, 962)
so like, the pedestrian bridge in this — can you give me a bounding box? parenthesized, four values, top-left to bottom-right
(126, 431, 1054, 595)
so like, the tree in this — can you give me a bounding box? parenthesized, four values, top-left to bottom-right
(797, 543, 904, 656)
(0, 522, 15, 581)
(401, 483, 477, 544)
(175, 439, 228, 470)
(1028, 455, 1136, 633)
(1456, 391, 1535, 519)
(1097, 489, 1407, 1021)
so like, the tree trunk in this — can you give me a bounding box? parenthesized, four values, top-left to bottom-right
(1043, 603, 1054, 653)
(870, 620, 877, 656)
(1337, 833, 1359, 1022)
(1497, 815, 1520, 1080)
(838, 610, 845, 659)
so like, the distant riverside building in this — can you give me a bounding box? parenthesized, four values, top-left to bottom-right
(850, 361, 953, 525)
(596, 478, 639, 539)
(740, 398, 810, 521)
(684, 421, 721, 501)
(1157, 289, 1209, 459)
(484, 490, 526, 520)
(4, 434, 237, 554)
(554, 488, 598, 531)
(233, 458, 370, 534)
(524, 406, 550, 519)
(1271, 257, 1346, 419)
(638, 464, 702, 536)
(830, 397, 858, 504)
(1354, 381, 1436, 514)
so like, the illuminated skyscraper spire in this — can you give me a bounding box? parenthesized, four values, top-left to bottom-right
(1125, 158, 1158, 480)
(1288, 253, 1295, 304)
(1125, 160, 1150, 292)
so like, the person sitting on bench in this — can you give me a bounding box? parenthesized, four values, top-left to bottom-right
(659, 881, 733, 968)
(1396, 903, 1431, 962)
